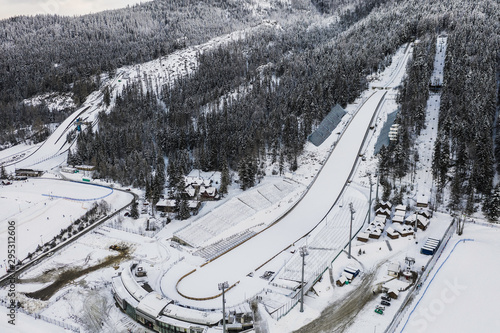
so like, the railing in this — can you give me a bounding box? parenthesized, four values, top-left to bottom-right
(384, 220, 456, 333)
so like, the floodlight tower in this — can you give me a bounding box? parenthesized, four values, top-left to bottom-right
(218, 281, 229, 333)
(299, 246, 309, 313)
(348, 203, 355, 259)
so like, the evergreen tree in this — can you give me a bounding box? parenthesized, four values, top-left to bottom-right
(0, 166, 7, 179)
(177, 199, 190, 220)
(130, 200, 139, 219)
(219, 159, 230, 197)
(483, 185, 500, 222)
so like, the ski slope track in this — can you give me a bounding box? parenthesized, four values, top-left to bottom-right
(173, 90, 387, 302)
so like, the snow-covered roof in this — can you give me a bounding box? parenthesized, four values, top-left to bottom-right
(379, 200, 392, 209)
(121, 264, 149, 302)
(163, 303, 221, 326)
(419, 217, 430, 226)
(388, 262, 400, 272)
(392, 215, 405, 223)
(187, 200, 200, 209)
(157, 199, 176, 207)
(369, 227, 382, 236)
(185, 176, 204, 186)
(395, 204, 406, 212)
(417, 194, 429, 204)
(375, 207, 391, 216)
(386, 227, 399, 236)
(200, 186, 217, 197)
(136, 292, 171, 319)
(375, 215, 386, 223)
(112, 275, 139, 308)
(394, 209, 406, 217)
(357, 232, 369, 240)
(185, 185, 196, 197)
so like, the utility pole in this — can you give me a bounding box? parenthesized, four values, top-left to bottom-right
(218, 281, 229, 333)
(299, 246, 309, 312)
(348, 203, 355, 259)
(368, 174, 374, 223)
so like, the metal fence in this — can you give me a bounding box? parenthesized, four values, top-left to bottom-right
(384, 220, 457, 333)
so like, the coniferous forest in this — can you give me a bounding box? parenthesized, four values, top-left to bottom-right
(1, 0, 499, 219)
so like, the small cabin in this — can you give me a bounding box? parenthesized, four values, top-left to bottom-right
(387, 262, 400, 278)
(357, 233, 369, 243)
(386, 227, 399, 239)
(375, 207, 391, 218)
(417, 195, 429, 208)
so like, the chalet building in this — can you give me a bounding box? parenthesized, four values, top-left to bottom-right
(156, 199, 176, 213)
(386, 227, 399, 239)
(416, 194, 429, 208)
(200, 186, 218, 201)
(378, 201, 392, 210)
(375, 215, 387, 224)
(357, 232, 369, 243)
(183, 184, 197, 199)
(188, 200, 201, 215)
(375, 207, 391, 218)
(417, 217, 430, 231)
(418, 209, 432, 219)
(184, 176, 204, 188)
(387, 262, 400, 278)
(392, 214, 405, 224)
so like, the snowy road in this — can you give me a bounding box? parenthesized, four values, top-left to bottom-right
(171, 90, 387, 304)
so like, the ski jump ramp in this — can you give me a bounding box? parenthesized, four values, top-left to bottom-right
(163, 90, 387, 306)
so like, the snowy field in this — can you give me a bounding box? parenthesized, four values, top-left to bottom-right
(397, 223, 500, 333)
(0, 178, 132, 270)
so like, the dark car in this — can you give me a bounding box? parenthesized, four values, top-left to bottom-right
(381, 296, 391, 302)
(381, 300, 391, 306)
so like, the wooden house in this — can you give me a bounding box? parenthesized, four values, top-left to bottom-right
(387, 262, 400, 278)
(392, 214, 405, 224)
(200, 186, 218, 201)
(417, 194, 429, 208)
(378, 201, 392, 210)
(417, 216, 430, 231)
(368, 227, 382, 239)
(357, 232, 369, 242)
(386, 227, 399, 239)
(187, 200, 201, 215)
(375, 207, 391, 218)
(156, 199, 176, 213)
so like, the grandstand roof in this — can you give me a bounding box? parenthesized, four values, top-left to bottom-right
(137, 292, 171, 319)
(308, 104, 346, 147)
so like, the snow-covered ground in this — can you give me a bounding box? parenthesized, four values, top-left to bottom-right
(397, 222, 500, 333)
(1, 30, 497, 333)
(0, 178, 132, 269)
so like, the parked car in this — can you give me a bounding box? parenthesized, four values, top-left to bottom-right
(375, 308, 384, 315)
(381, 296, 391, 302)
(381, 300, 391, 306)
(376, 305, 385, 311)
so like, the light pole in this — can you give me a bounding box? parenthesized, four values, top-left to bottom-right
(348, 203, 355, 259)
(218, 281, 229, 333)
(368, 174, 374, 223)
(299, 246, 309, 313)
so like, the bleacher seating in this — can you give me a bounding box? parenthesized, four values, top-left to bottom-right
(280, 196, 368, 282)
(173, 180, 297, 248)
